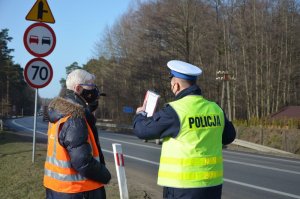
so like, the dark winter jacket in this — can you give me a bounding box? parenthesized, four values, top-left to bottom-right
(133, 85, 236, 144)
(45, 90, 111, 199)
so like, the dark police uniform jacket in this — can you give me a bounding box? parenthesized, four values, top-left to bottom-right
(133, 85, 236, 199)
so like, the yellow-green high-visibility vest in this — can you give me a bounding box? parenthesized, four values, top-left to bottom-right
(157, 95, 225, 188)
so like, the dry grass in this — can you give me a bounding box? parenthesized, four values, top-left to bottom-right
(0, 132, 45, 199)
(236, 126, 300, 154)
(0, 131, 153, 199)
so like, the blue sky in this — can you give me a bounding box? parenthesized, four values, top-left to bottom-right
(0, 0, 133, 98)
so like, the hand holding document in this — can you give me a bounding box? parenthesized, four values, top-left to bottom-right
(143, 90, 160, 117)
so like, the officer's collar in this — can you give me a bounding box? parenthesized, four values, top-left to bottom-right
(175, 84, 202, 100)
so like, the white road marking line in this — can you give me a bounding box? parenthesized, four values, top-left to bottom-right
(101, 137, 161, 150)
(224, 179, 300, 199)
(101, 136, 300, 175)
(224, 159, 300, 175)
(13, 119, 300, 176)
(101, 149, 300, 199)
(224, 150, 300, 164)
(12, 119, 46, 136)
(102, 149, 159, 165)
(100, 132, 139, 139)
(103, 132, 300, 165)
(11, 119, 300, 198)
(104, 133, 300, 165)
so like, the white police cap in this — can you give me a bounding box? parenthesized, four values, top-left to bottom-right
(167, 60, 202, 80)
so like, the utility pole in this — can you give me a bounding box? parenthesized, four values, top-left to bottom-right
(216, 71, 236, 121)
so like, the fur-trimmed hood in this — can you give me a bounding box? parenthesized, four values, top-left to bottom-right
(48, 97, 85, 123)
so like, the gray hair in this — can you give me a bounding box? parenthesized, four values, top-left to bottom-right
(66, 69, 95, 90)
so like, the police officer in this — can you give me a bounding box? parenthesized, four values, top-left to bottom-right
(133, 60, 236, 199)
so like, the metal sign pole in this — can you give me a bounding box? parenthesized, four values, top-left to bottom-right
(32, 88, 38, 163)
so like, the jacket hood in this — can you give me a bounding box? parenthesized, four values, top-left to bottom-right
(48, 97, 85, 123)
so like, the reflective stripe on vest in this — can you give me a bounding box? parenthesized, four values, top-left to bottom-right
(43, 115, 103, 193)
(45, 169, 85, 181)
(46, 156, 100, 169)
(157, 95, 225, 188)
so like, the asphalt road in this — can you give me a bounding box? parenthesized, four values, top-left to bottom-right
(5, 116, 300, 199)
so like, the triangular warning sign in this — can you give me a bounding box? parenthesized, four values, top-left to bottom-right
(26, 0, 55, 24)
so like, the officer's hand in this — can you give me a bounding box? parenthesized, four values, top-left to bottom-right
(136, 99, 147, 114)
(136, 106, 145, 114)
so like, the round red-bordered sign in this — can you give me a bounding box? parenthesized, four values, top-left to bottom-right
(24, 58, 53, 88)
(23, 22, 56, 57)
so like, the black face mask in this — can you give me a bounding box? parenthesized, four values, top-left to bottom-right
(81, 87, 99, 103)
(88, 100, 99, 112)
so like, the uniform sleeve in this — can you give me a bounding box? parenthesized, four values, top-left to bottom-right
(222, 114, 236, 145)
(133, 105, 180, 139)
(59, 118, 111, 184)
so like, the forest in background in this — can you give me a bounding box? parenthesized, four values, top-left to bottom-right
(77, 0, 300, 123)
(1, 0, 300, 126)
(0, 29, 39, 117)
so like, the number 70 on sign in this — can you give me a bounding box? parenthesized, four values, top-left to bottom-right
(24, 57, 53, 89)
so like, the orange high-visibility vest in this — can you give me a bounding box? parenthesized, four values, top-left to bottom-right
(43, 115, 103, 193)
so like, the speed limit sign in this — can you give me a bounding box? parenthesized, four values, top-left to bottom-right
(24, 57, 53, 88)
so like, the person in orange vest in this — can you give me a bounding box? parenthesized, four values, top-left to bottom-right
(44, 69, 111, 199)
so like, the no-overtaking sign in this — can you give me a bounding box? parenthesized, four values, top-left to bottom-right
(23, 22, 56, 57)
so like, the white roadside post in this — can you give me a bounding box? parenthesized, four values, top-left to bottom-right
(112, 143, 129, 199)
(0, 119, 3, 131)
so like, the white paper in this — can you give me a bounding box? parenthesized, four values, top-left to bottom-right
(144, 90, 160, 117)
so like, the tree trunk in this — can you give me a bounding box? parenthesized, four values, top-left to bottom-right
(253, 0, 259, 118)
(276, 35, 283, 112)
